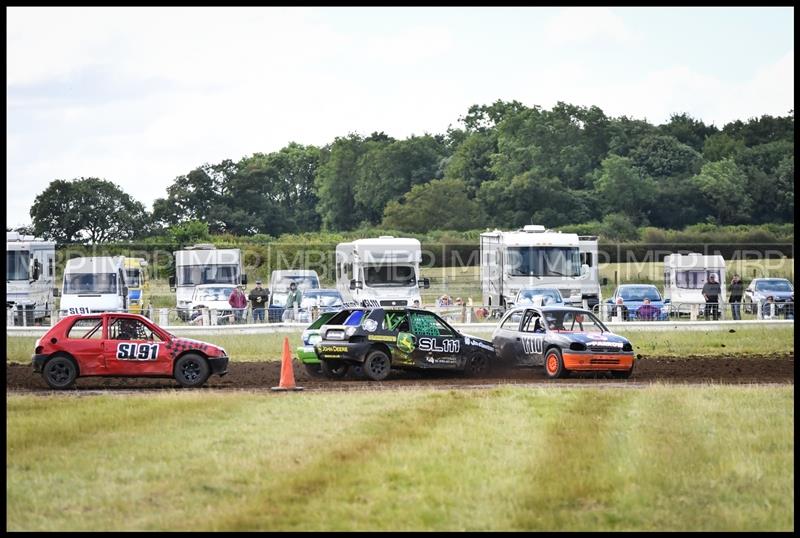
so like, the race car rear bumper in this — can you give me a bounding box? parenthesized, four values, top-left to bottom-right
(562, 352, 634, 371)
(314, 341, 371, 362)
(208, 356, 229, 376)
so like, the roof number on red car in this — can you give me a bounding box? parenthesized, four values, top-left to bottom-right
(116, 343, 159, 360)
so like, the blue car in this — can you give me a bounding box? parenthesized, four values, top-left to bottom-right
(606, 284, 669, 321)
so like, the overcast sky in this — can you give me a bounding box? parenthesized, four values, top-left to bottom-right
(6, 6, 794, 227)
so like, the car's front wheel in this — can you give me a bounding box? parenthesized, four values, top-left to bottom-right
(174, 353, 211, 388)
(303, 362, 326, 378)
(464, 351, 490, 377)
(544, 348, 567, 379)
(363, 350, 391, 381)
(43, 355, 78, 389)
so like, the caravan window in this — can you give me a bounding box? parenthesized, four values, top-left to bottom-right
(64, 273, 118, 294)
(6, 251, 29, 280)
(676, 270, 721, 289)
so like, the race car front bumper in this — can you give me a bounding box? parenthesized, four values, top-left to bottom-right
(207, 356, 229, 376)
(297, 345, 319, 364)
(561, 351, 634, 371)
(31, 354, 50, 373)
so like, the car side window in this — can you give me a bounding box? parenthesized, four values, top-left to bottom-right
(521, 311, 544, 333)
(410, 312, 453, 337)
(501, 311, 523, 329)
(382, 311, 409, 332)
(108, 318, 161, 341)
(67, 318, 103, 339)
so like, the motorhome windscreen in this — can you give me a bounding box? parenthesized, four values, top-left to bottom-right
(507, 247, 581, 277)
(620, 286, 662, 301)
(6, 251, 28, 280)
(676, 270, 721, 289)
(177, 265, 239, 286)
(125, 269, 141, 287)
(755, 280, 793, 292)
(364, 264, 416, 287)
(64, 273, 117, 294)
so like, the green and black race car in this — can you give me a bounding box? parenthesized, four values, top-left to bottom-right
(313, 307, 498, 381)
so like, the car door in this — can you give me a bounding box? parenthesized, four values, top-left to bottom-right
(63, 316, 107, 375)
(518, 308, 546, 366)
(408, 311, 464, 368)
(102, 316, 171, 375)
(494, 310, 524, 363)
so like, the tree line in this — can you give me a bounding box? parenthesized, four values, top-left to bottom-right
(28, 101, 794, 243)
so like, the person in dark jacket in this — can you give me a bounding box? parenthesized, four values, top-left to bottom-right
(728, 274, 744, 320)
(702, 274, 721, 320)
(248, 280, 269, 323)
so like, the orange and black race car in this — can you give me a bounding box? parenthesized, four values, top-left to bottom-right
(492, 306, 635, 379)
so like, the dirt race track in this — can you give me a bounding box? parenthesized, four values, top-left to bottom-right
(6, 353, 794, 393)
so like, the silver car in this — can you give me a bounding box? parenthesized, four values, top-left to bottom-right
(744, 278, 794, 315)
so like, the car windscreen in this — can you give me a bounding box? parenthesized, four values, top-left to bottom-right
(177, 264, 239, 286)
(64, 273, 118, 294)
(543, 310, 607, 333)
(517, 289, 561, 304)
(619, 286, 662, 301)
(364, 264, 416, 287)
(7, 251, 29, 280)
(507, 247, 581, 277)
(755, 280, 793, 292)
(194, 287, 234, 301)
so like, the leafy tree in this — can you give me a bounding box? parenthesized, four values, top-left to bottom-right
(30, 177, 148, 243)
(629, 135, 703, 180)
(702, 133, 745, 162)
(606, 116, 656, 157)
(444, 131, 497, 197)
(151, 161, 233, 232)
(168, 220, 211, 245)
(658, 112, 718, 152)
(314, 134, 368, 230)
(593, 155, 656, 225)
(691, 159, 752, 224)
(598, 213, 639, 241)
(460, 99, 527, 132)
(381, 179, 485, 232)
(722, 113, 794, 146)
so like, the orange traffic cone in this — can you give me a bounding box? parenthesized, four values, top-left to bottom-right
(271, 336, 304, 391)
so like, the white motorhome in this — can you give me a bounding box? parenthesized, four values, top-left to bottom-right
(6, 232, 58, 322)
(663, 253, 727, 313)
(60, 256, 128, 315)
(335, 236, 430, 307)
(578, 235, 602, 306)
(169, 244, 246, 320)
(480, 225, 595, 309)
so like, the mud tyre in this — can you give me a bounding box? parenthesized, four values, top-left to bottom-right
(544, 348, 567, 379)
(363, 350, 391, 381)
(303, 362, 326, 378)
(464, 351, 490, 378)
(174, 353, 211, 388)
(43, 355, 78, 390)
(320, 359, 349, 379)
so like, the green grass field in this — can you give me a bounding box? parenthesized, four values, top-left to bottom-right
(6, 385, 793, 531)
(6, 326, 794, 364)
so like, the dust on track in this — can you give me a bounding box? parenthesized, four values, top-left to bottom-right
(6, 353, 794, 394)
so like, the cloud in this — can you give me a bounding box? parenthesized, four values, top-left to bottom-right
(542, 7, 638, 45)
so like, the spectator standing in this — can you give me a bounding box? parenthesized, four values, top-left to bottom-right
(228, 286, 248, 323)
(728, 274, 744, 320)
(613, 297, 629, 321)
(702, 274, 721, 320)
(282, 282, 302, 321)
(761, 295, 776, 319)
(248, 280, 269, 323)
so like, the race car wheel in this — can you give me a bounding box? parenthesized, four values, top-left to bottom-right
(544, 348, 567, 379)
(464, 351, 490, 377)
(350, 364, 366, 379)
(43, 356, 78, 390)
(174, 353, 211, 388)
(611, 368, 633, 379)
(363, 350, 391, 381)
(320, 359, 349, 379)
(303, 362, 326, 378)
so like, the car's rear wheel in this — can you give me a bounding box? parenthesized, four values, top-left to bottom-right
(174, 353, 211, 388)
(363, 350, 391, 381)
(320, 359, 349, 379)
(43, 356, 78, 390)
(544, 348, 567, 379)
(464, 351, 490, 377)
(303, 362, 326, 378)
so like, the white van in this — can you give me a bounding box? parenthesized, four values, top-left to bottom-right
(663, 253, 726, 314)
(59, 256, 128, 316)
(6, 232, 58, 322)
(268, 269, 321, 321)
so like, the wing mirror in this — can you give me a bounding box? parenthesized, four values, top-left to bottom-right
(53, 287, 61, 298)
(418, 278, 430, 289)
(350, 279, 363, 290)
(241, 274, 248, 285)
(169, 276, 176, 291)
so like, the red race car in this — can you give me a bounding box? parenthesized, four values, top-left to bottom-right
(32, 313, 229, 389)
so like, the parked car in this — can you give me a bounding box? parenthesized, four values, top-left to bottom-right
(32, 313, 229, 389)
(605, 284, 669, 321)
(314, 307, 498, 381)
(188, 284, 237, 324)
(492, 306, 635, 379)
(744, 278, 794, 315)
(513, 286, 564, 307)
(296, 289, 345, 324)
